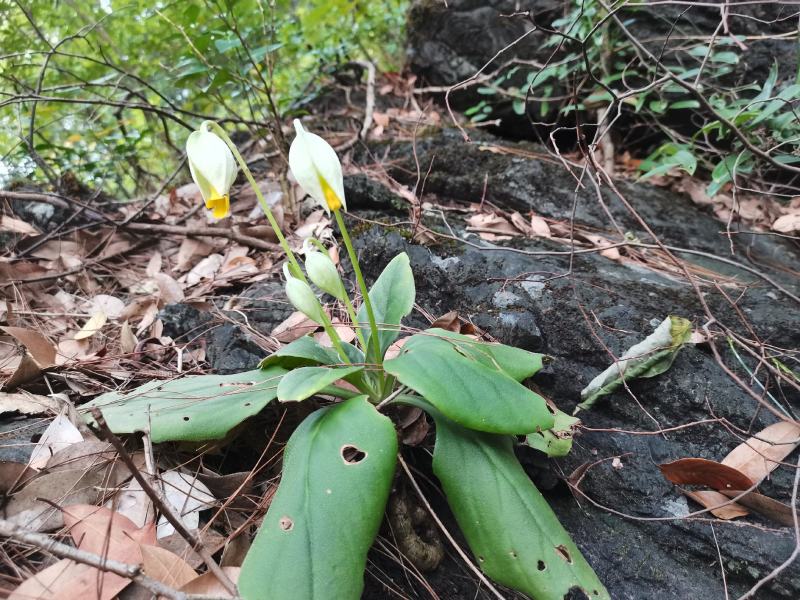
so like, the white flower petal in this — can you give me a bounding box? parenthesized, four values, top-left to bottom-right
(289, 120, 346, 213)
(186, 127, 237, 202)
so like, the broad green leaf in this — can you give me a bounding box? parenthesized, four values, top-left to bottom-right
(356, 252, 415, 355)
(80, 368, 286, 442)
(423, 328, 544, 381)
(277, 366, 364, 402)
(577, 316, 692, 412)
(431, 407, 609, 600)
(239, 397, 397, 600)
(259, 336, 341, 369)
(260, 336, 365, 370)
(526, 409, 580, 457)
(384, 331, 553, 434)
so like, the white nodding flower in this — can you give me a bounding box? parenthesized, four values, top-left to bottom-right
(283, 264, 326, 325)
(186, 123, 237, 219)
(288, 119, 346, 214)
(303, 240, 346, 301)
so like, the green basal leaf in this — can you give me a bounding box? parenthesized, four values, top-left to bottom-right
(277, 365, 364, 402)
(239, 396, 397, 600)
(259, 335, 339, 369)
(81, 368, 286, 442)
(423, 328, 545, 382)
(384, 330, 553, 434)
(356, 252, 415, 356)
(577, 316, 692, 412)
(525, 408, 580, 458)
(430, 406, 609, 600)
(260, 335, 365, 370)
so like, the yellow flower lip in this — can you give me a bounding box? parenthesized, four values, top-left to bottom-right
(318, 175, 343, 212)
(205, 190, 230, 219)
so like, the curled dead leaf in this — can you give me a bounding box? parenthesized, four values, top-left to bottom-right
(659, 457, 754, 491)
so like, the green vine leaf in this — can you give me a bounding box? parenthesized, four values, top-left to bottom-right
(80, 367, 286, 442)
(430, 407, 610, 600)
(384, 331, 553, 434)
(276, 365, 364, 402)
(239, 396, 397, 600)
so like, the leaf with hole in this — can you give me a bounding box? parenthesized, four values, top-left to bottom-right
(80, 367, 286, 442)
(385, 330, 553, 434)
(238, 396, 397, 600)
(429, 406, 609, 599)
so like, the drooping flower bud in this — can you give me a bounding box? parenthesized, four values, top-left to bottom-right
(288, 120, 346, 214)
(186, 122, 237, 219)
(282, 264, 326, 325)
(303, 240, 346, 301)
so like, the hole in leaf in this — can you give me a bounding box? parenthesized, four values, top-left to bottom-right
(341, 445, 367, 464)
(182, 416, 190, 421)
(279, 516, 294, 531)
(537, 560, 546, 571)
(509, 550, 518, 559)
(477, 556, 485, 563)
(244, 402, 251, 407)
(555, 545, 573, 564)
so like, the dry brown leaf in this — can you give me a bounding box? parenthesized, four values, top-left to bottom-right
(28, 413, 83, 469)
(64, 505, 156, 552)
(0, 461, 38, 495)
(582, 234, 622, 261)
(720, 490, 799, 527)
(158, 529, 227, 569)
(772, 212, 800, 234)
(120, 320, 139, 354)
(74, 310, 108, 340)
(146, 251, 162, 277)
(86, 295, 126, 320)
(1, 326, 56, 367)
(184, 254, 224, 286)
(721, 421, 800, 485)
(153, 273, 185, 304)
(659, 457, 754, 490)
(1, 215, 39, 235)
(272, 311, 319, 343)
(9, 558, 129, 600)
(179, 567, 240, 597)
(466, 212, 520, 241)
(509, 211, 533, 236)
(0, 391, 61, 416)
(56, 338, 90, 365)
(529, 214, 552, 238)
(140, 545, 197, 588)
(684, 489, 749, 520)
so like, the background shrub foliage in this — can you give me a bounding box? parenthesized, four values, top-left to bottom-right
(0, 0, 406, 194)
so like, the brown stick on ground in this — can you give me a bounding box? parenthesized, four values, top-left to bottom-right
(0, 517, 231, 600)
(122, 221, 281, 251)
(90, 408, 238, 597)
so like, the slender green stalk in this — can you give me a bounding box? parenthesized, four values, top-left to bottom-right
(205, 121, 305, 282)
(205, 121, 354, 366)
(341, 295, 368, 350)
(334, 209, 382, 367)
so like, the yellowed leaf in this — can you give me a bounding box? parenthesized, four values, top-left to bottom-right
(74, 311, 107, 340)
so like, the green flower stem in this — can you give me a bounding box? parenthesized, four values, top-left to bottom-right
(206, 121, 354, 367)
(318, 317, 352, 366)
(205, 121, 305, 282)
(341, 295, 368, 350)
(333, 209, 382, 368)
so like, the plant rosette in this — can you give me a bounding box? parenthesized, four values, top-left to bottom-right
(81, 121, 609, 600)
